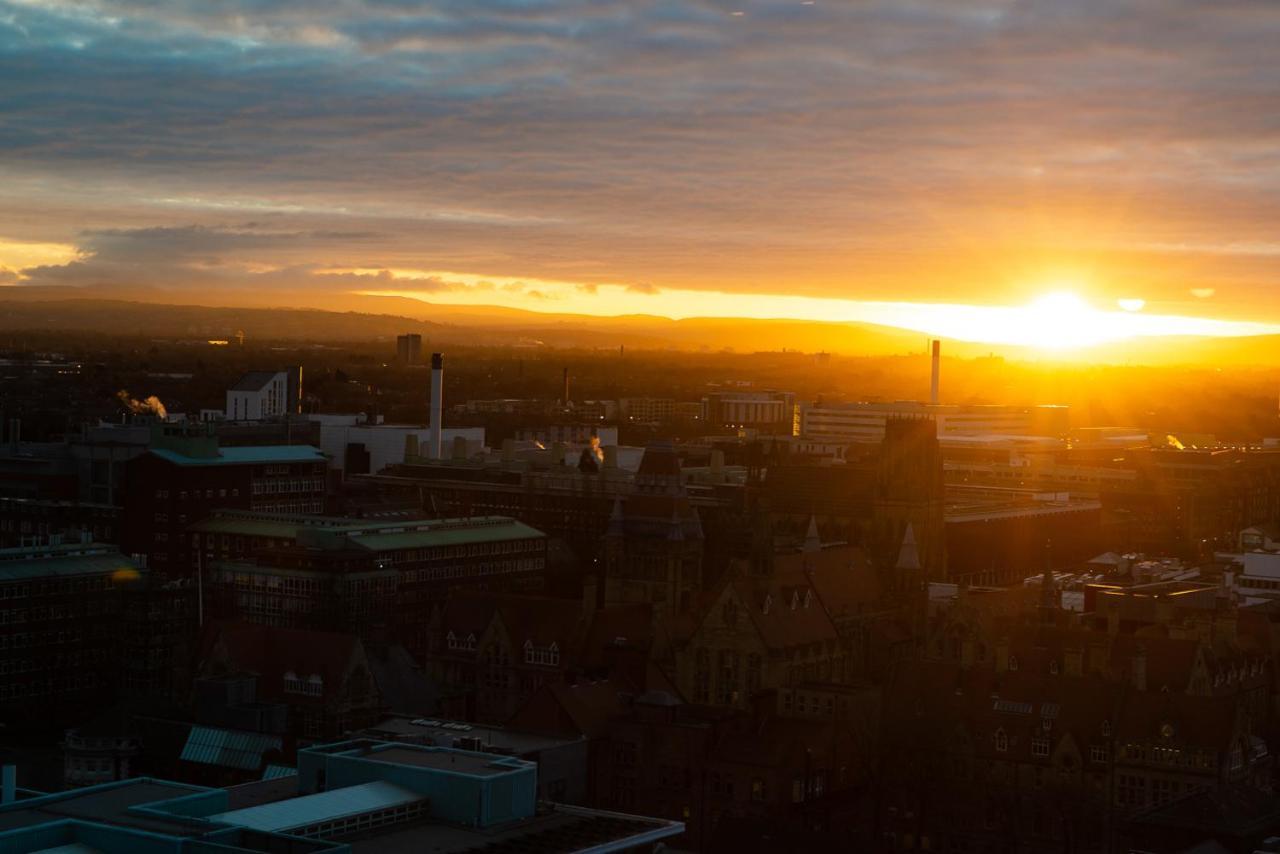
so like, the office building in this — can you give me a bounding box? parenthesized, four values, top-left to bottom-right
(395, 333, 423, 365)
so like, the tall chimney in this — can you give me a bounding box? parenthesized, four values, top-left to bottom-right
(430, 353, 444, 459)
(562, 367, 570, 406)
(929, 339, 940, 406)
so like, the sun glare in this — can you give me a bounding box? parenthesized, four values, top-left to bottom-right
(351, 269, 1280, 352)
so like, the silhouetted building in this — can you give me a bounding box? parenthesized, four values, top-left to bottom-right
(602, 443, 704, 617)
(396, 333, 423, 365)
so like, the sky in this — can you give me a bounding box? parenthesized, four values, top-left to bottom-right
(1, 0, 1278, 344)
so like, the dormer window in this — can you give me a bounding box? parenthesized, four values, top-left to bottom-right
(306, 674, 323, 697)
(524, 640, 560, 666)
(763, 595, 772, 615)
(803, 589, 813, 609)
(1008, 655, 1019, 672)
(1049, 660, 1059, 675)
(994, 728, 1008, 752)
(284, 670, 302, 694)
(1101, 720, 1112, 737)
(790, 591, 799, 611)
(447, 631, 477, 652)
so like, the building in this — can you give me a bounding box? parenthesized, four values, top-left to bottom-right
(619, 398, 676, 422)
(308, 416, 485, 474)
(364, 441, 753, 594)
(601, 443, 704, 616)
(703, 390, 797, 435)
(516, 425, 619, 447)
(200, 621, 386, 743)
(0, 738, 683, 853)
(225, 368, 302, 421)
(120, 426, 327, 576)
(799, 400, 1070, 444)
(0, 542, 142, 723)
(195, 510, 547, 658)
(396, 333, 423, 365)
(430, 592, 589, 723)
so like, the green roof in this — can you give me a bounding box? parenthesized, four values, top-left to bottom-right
(189, 511, 546, 551)
(349, 521, 544, 551)
(180, 726, 282, 771)
(150, 446, 326, 467)
(0, 545, 143, 582)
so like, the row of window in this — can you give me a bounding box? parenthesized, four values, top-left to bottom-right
(0, 576, 116, 598)
(390, 540, 538, 564)
(251, 478, 324, 495)
(0, 673, 98, 699)
(524, 642, 560, 666)
(283, 672, 324, 696)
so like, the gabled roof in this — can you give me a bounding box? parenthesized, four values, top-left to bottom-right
(730, 571, 839, 650)
(180, 726, 282, 772)
(200, 621, 366, 705)
(440, 592, 584, 655)
(230, 371, 283, 392)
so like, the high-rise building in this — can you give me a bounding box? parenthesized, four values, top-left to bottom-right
(396, 333, 423, 365)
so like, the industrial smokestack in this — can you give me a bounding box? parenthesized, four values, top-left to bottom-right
(430, 353, 444, 459)
(562, 367, 570, 406)
(929, 339, 940, 406)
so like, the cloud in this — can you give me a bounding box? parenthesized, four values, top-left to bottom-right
(626, 282, 660, 295)
(0, 0, 1277, 316)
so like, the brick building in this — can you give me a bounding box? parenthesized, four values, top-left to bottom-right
(120, 426, 326, 577)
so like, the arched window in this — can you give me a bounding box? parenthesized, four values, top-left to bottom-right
(995, 729, 1008, 752)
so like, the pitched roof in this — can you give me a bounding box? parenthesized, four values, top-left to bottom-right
(440, 592, 585, 655)
(230, 371, 283, 392)
(730, 570, 839, 650)
(200, 621, 365, 705)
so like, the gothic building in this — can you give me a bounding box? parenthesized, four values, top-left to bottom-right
(601, 443, 704, 617)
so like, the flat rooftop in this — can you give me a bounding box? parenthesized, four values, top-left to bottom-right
(363, 717, 582, 755)
(343, 804, 682, 854)
(363, 746, 513, 777)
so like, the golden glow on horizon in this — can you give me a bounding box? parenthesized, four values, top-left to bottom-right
(332, 267, 1280, 350)
(0, 237, 82, 277)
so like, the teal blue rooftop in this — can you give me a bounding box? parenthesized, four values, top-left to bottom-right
(149, 445, 325, 467)
(209, 780, 423, 833)
(0, 544, 143, 583)
(180, 726, 283, 772)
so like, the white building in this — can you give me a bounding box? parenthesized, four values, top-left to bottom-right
(799, 401, 1069, 443)
(226, 371, 290, 421)
(308, 416, 485, 473)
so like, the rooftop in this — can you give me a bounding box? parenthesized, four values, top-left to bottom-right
(0, 543, 143, 582)
(149, 445, 325, 467)
(210, 780, 425, 833)
(192, 510, 545, 550)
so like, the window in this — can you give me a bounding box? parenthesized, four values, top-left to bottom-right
(722, 598, 738, 628)
(1008, 655, 1019, 671)
(1031, 737, 1050, 758)
(751, 778, 765, 802)
(524, 640, 560, 666)
(994, 729, 1008, 752)
(1090, 745, 1109, 763)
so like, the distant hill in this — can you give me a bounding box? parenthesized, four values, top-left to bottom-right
(1, 285, 1277, 365)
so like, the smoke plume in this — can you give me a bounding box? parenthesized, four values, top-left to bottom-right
(117, 390, 167, 419)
